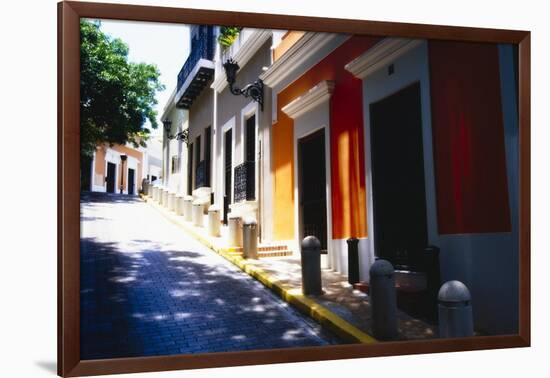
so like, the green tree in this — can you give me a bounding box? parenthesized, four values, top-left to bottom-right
(80, 19, 164, 187)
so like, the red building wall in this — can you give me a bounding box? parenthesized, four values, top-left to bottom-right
(428, 41, 511, 234)
(272, 35, 380, 240)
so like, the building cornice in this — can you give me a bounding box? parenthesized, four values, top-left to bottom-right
(344, 38, 423, 79)
(211, 29, 273, 93)
(160, 88, 177, 120)
(259, 32, 349, 88)
(281, 80, 335, 119)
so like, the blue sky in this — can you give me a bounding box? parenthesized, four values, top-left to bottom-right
(89, 18, 190, 137)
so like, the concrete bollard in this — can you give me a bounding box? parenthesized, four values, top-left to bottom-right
(369, 259, 398, 340)
(163, 189, 169, 208)
(159, 186, 164, 205)
(438, 280, 474, 338)
(242, 217, 258, 259)
(152, 186, 157, 201)
(208, 205, 221, 237)
(347, 238, 360, 285)
(162, 188, 167, 205)
(168, 191, 176, 212)
(300, 236, 323, 295)
(142, 179, 150, 196)
(192, 201, 204, 227)
(228, 214, 242, 247)
(183, 196, 193, 222)
(175, 194, 185, 216)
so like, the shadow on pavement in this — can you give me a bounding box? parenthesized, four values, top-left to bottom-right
(80, 235, 337, 360)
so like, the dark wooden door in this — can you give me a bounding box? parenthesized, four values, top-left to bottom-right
(187, 143, 193, 195)
(224, 129, 233, 202)
(128, 168, 135, 195)
(205, 127, 211, 186)
(298, 129, 328, 251)
(369, 82, 428, 269)
(245, 115, 256, 199)
(106, 162, 116, 193)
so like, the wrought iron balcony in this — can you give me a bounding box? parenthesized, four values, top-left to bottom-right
(175, 25, 216, 109)
(233, 160, 255, 202)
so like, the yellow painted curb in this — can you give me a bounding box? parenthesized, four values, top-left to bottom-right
(145, 198, 377, 344)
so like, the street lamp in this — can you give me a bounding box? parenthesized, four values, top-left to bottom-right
(120, 154, 127, 194)
(223, 58, 264, 111)
(163, 119, 173, 137)
(164, 119, 189, 144)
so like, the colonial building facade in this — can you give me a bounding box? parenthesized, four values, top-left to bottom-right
(164, 28, 519, 336)
(90, 143, 145, 195)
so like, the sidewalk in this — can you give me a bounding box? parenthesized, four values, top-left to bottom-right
(141, 194, 437, 343)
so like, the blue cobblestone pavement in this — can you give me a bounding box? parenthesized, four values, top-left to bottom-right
(80, 192, 339, 359)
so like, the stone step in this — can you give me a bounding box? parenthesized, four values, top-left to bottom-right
(224, 249, 293, 258)
(228, 244, 290, 252)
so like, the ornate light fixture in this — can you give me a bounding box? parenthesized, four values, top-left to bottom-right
(162, 119, 172, 134)
(223, 58, 264, 111)
(175, 129, 189, 144)
(163, 119, 189, 144)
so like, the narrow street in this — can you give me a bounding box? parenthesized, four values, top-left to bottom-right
(80, 192, 338, 360)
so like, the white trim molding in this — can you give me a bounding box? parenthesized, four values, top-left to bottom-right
(281, 81, 335, 119)
(160, 88, 177, 120)
(345, 38, 423, 80)
(358, 40, 439, 278)
(290, 82, 334, 271)
(260, 32, 349, 88)
(212, 29, 273, 93)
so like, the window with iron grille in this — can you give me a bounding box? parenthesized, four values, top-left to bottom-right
(171, 155, 180, 174)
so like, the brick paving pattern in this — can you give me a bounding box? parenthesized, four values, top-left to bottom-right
(148, 196, 438, 341)
(80, 192, 339, 360)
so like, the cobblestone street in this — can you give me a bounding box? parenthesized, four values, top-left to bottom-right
(80, 192, 338, 360)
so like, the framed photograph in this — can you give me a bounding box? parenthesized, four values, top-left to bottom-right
(58, 1, 530, 376)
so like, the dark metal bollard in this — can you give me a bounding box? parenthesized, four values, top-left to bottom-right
(347, 238, 360, 285)
(301, 236, 323, 295)
(438, 280, 474, 338)
(424, 245, 441, 319)
(369, 259, 398, 340)
(242, 217, 258, 259)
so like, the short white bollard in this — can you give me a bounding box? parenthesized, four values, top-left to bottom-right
(192, 201, 204, 227)
(369, 259, 398, 340)
(158, 187, 164, 205)
(183, 196, 193, 222)
(438, 280, 474, 338)
(175, 194, 185, 216)
(242, 217, 258, 259)
(208, 205, 221, 237)
(168, 191, 176, 211)
(163, 189, 169, 208)
(228, 214, 242, 248)
(154, 186, 160, 202)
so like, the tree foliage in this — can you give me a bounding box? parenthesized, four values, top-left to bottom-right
(80, 20, 165, 159)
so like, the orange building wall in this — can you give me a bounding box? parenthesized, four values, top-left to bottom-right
(93, 144, 144, 192)
(273, 31, 305, 61)
(272, 35, 380, 240)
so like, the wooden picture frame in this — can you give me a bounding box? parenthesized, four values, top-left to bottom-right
(58, 1, 530, 376)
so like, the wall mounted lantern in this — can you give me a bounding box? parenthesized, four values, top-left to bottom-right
(223, 58, 264, 111)
(163, 119, 173, 135)
(163, 119, 189, 144)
